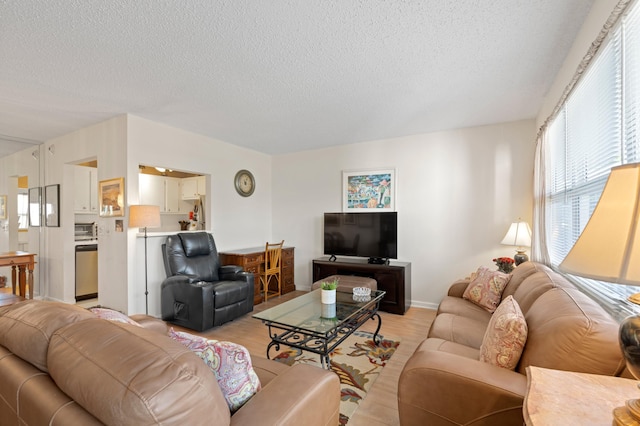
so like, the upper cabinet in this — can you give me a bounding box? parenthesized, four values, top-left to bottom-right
(74, 166, 98, 213)
(139, 174, 183, 213)
(181, 176, 206, 200)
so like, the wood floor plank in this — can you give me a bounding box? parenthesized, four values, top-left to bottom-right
(172, 290, 436, 424)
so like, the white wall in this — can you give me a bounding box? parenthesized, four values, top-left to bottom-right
(273, 119, 535, 308)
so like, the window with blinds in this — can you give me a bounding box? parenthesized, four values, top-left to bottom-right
(546, 3, 640, 320)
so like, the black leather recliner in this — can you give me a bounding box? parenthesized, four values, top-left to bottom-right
(161, 232, 254, 331)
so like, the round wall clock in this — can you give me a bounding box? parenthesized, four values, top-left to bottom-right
(234, 169, 255, 197)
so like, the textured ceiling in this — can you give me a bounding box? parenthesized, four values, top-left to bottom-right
(0, 0, 595, 157)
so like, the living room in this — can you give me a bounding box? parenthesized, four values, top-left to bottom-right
(0, 0, 635, 424)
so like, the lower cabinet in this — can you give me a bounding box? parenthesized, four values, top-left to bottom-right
(312, 257, 411, 315)
(219, 247, 295, 305)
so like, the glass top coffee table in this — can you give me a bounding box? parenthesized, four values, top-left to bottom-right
(253, 289, 386, 369)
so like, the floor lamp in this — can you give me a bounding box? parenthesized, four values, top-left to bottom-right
(129, 205, 161, 315)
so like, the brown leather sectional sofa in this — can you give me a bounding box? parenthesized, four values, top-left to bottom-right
(398, 261, 626, 426)
(0, 300, 339, 425)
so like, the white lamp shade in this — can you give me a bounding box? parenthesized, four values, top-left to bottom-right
(559, 163, 640, 285)
(129, 205, 161, 228)
(501, 221, 532, 248)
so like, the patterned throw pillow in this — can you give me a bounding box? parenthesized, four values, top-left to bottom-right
(89, 307, 141, 327)
(462, 267, 511, 313)
(479, 295, 528, 370)
(169, 329, 261, 412)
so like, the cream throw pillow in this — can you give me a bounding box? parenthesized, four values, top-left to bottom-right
(462, 267, 511, 313)
(479, 295, 528, 370)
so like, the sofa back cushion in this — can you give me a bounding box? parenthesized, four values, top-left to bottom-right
(510, 269, 573, 315)
(0, 300, 94, 372)
(48, 318, 230, 425)
(517, 287, 625, 376)
(501, 261, 549, 299)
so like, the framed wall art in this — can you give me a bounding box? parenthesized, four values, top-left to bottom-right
(0, 195, 6, 220)
(343, 168, 396, 212)
(99, 177, 125, 217)
(45, 184, 60, 227)
(28, 187, 41, 227)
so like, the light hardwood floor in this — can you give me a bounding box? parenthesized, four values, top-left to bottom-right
(173, 291, 436, 426)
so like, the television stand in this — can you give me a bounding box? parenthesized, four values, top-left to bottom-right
(312, 256, 411, 315)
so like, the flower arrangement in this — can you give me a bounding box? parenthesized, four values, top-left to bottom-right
(493, 257, 515, 274)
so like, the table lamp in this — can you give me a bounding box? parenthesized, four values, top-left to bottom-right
(501, 220, 532, 265)
(129, 205, 161, 314)
(558, 163, 640, 424)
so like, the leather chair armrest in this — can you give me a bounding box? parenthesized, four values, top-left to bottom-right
(398, 350, 527, 426)
(162, 274, 201, 286)
(448, 279, 471, 297)
(231, 364, 340, 426)
(161, 278, 216, 331)
(219, 265, 244, 279)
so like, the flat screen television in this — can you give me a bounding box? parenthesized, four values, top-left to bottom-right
(323, 212, 397, 264)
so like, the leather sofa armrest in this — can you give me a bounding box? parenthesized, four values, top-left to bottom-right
(219, 265, 243, 278)
(231, 364, 340, 426)
(398, 350, 527, 426)
(129, 314, 168, 334)
(447, 279, 471, 297)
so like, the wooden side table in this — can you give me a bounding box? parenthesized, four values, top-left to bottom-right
(524, 366, 640, 425)
(0, 251, 37, 299)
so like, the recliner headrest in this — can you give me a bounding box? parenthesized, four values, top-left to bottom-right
(179, 232, 213, 257)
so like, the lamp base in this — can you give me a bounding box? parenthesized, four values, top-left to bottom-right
(514, 250, 528, 266)
(613, 400, 640, 425)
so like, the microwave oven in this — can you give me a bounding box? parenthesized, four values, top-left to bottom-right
(75, 222, 97, 241)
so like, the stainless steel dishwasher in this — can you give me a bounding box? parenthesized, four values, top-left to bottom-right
(75, 244, 98, 300)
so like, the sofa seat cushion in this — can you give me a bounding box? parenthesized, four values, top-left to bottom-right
(479, 296, 528, 370)
(169, 329, 261, 413)
(462, 267, 511, 313)
(436, 296, 493, 323)
(250, 355, 291, 387)
(427, 312, 489, 349)
(48, 318, 230, 425)
(416, 337, 480, 359)
(0, 300, 94, 373)
(214, 281, 251, 306)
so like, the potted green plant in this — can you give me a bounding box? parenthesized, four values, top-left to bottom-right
(320, 278, 338, 304)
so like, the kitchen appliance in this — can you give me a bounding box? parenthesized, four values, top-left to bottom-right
(74, 222, 97, 241)
(75, 244, 98, 300)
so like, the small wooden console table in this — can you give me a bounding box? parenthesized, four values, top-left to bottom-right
(219, 246, 295, 305)
(0, 251, 37, 299)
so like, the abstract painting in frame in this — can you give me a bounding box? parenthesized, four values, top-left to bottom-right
(343, 168, 396, 212)
(99, 177, 125, 217)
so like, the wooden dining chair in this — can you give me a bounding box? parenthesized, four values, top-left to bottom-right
(260, 240, 284, 302)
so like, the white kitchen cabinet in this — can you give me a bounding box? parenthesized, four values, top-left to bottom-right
(74, 166, 98, 213)
(139, 174, 182, 213)
(181, 175, 206, 200)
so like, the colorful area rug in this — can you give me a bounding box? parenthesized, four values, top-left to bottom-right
(272, 330, 400, 425)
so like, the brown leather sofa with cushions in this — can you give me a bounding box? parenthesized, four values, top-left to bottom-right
(0, 300, 339, 425)
(398, 261, 625, 426)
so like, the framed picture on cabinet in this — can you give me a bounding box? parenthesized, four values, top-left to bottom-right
(28, 187, 41, 227)
(99, 177, 125, 217)
(45, 184, 60, 227)
(342, 168, 396, 212)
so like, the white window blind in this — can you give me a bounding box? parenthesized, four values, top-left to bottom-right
(545, 2, 640, 320)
